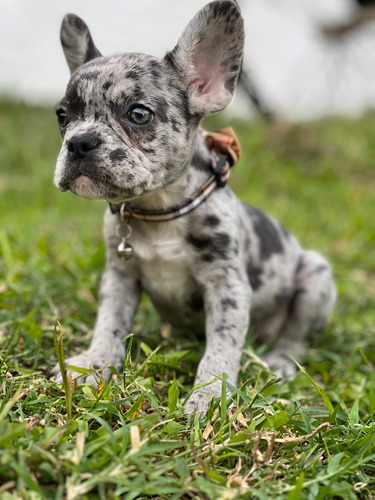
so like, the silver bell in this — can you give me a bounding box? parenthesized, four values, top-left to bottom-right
(117, 240, 134, 260)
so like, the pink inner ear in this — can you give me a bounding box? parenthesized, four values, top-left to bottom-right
(190, 75, 216, 96)
(190, 50, 226, 99)
(182, 30, 236, 114)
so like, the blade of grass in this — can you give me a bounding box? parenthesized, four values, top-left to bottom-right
(293, 358, 334, 415)
(53, 321, 72, 421)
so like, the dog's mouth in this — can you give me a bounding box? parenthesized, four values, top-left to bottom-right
(57, 163, 119, 199)
(57, 166, 148, 203)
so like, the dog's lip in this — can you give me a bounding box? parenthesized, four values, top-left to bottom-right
(58, 171, 92, 193)
(57, 167, 150, 202)
(58, 172, 125, 200)
(58, 166, 102, 190)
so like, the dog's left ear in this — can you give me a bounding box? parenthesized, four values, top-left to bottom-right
(165, 1, 244, 116)
(60, 14, 102, 75)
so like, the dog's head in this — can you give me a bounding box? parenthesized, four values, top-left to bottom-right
(54, 1, 244, 203)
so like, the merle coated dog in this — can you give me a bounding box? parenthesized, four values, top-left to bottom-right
(51, 1, 336, 413)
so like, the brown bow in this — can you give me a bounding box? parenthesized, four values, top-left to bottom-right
(201, 127, 241, 166)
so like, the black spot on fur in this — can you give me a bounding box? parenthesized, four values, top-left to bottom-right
(144, 131, 157, 142)
(186, 232, 231, 261)
(65, 84, 86, 117)
(171, 118, 181, 133)
(110, 148, 127, 162)
(103, 81, 113, 90)
(151, 68, 162, 79)
(221, 297, 238, 310)
(125, 70, 140, 80)
(215, 325, 226, 339)
(133, 86, 146, 102)
(154, 98, 169, 123)
(186, 234, 209, 251)
(248, 206, 283, 259)
(247, 262, 263, 291)
(201, 254, 215, 263)
(204, 215, 220, 228)
(143, 147, 156, 155)
(191, 153, 212, 173)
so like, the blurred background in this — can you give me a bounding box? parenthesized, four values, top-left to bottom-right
(2, 0, 375, 120)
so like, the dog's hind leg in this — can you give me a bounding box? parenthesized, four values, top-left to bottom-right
(262, 250, 336, 378)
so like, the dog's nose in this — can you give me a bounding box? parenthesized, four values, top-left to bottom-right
(67, 134, 101, 160)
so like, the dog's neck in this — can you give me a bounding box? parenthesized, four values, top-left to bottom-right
(123, 132, 212, 213)
(128, 170, 191, 212)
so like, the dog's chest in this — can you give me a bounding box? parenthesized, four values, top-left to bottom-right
(131, 222, 203, 327)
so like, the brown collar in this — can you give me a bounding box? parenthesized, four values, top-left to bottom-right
(109, 127, 241, 222)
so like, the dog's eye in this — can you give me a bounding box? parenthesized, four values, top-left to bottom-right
(56, 108, 68, 128)
(128, 106, 153, 125)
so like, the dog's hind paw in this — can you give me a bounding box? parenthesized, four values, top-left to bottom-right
(261, 352, 298, 380)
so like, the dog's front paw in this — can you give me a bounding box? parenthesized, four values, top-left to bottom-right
(261, 352, 297, 380)
(50, 349, 122, 385)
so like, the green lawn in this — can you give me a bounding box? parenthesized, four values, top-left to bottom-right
(0, 100, 374, 499)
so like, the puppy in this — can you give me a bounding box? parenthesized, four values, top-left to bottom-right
(51, 1, 336, 413)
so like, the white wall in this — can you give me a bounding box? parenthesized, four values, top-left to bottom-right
(0, 0, 207, 105)
(1, 0, 375, 120)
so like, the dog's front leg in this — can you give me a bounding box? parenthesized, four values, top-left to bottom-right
(51, 259, 141, 385)
(185, 265, 251, 414)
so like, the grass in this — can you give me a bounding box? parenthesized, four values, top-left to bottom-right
(0, 99, 375, 499)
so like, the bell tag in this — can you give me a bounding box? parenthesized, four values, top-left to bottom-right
(117, 239, 134, 260)
(116, 203, 134, 260)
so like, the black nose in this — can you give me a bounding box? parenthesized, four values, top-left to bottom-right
(67, 134, 101, 160)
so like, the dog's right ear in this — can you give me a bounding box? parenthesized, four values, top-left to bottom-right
(60, 14, 102, 75)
